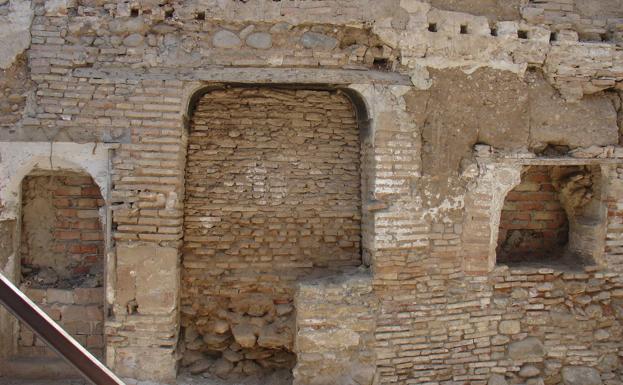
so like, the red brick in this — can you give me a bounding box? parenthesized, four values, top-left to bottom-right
(55, 230, 81, 240)
(82, 186, 102, 196)
(55, 186, 82, 196)
(81, 232, 103, 241)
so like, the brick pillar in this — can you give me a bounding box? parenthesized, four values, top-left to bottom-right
(462, 163, 521, 275)
(106, 79, 185, 382)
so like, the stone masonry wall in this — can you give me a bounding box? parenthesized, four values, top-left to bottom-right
(294, 270, 378, 385)
(181, 87, 361, 377)
(497, 166, 569, 263)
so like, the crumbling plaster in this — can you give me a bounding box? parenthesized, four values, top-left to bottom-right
(0, 142, 110, 221)
(0, 0, 33, 70)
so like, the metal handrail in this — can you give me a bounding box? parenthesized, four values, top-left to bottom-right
(0, 273, 125, 385)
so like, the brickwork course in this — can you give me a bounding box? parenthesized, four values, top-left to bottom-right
(0, 0, 622, 385)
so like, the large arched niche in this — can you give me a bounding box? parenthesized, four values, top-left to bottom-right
(179, 84, 372, 380)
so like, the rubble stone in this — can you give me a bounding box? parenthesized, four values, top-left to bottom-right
(213, 30, 242, 49)
(561, 366, 603, 385)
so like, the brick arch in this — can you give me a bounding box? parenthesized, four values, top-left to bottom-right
(0, 143, 110, 367)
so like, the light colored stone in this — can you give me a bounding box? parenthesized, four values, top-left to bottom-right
(300, 31, 338, 49)
(561, 366, 602, 385)
(297, 328, 360, 352)
(109, 17, 149, 35)
(257, 325, 291, 349)
(508, 337, 545, 361)
(276, 304, 293, 316)
(0, 0, 34, 69)
(231, 324, 256, 348)
(519, 365, 541, 378)
(499, 320, 521, 335)
(123, 33, 144, 47)
(246, 32, 272, 49)
(488, 374, 509, 385)
(594, 329, 610, 341)
(44, 0, 69, 16)
(212, 30, 242, 49)
(212, 319, 229, 334)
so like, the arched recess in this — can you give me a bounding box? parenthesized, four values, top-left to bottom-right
(496, 164, 607, 267)
(0, 142, 111, 376)
(180, 84, 372, 379)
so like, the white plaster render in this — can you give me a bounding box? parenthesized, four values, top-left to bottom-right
(0, 0, 33, 69)
(0, 142, 110, 220)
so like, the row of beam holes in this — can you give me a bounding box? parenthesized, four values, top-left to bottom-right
(428, 22, 531, 39)
(126, 8, 609, 43)
(130, 6, 174, 19)
(428, 22, 562, 42)
(430, 22, 613, 43)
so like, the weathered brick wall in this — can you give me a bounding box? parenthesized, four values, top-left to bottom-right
(20, 173, 105, 283)
(107, 78, 185, 381)
(18, 286, 104, 359)
(0, 0, 621, 383)
(490, 265, 623, 384)
(497, 166, 569, 263)
(181, 87, 361, 376)
(18, 173, 105, 360)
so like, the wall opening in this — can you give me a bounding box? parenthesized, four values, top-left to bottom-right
(496, 165, 605, 267)
(15, 171, 105, 364)
(181, 85, 367, 381)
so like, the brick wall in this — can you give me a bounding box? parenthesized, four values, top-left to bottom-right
(18, 287, 105, 359)
(181, 87, 361, 375)
(497, 166, 569, 263)
(20, 173, 105, 283)
(18, 173, 105, 359)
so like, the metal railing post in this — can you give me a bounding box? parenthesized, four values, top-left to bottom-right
(0, 273, 125, 385)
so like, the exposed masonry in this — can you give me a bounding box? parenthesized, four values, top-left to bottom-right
(497, 166, 571, 264)
(17, 172, 105, 361)
(20, 173, 105, 285)
(0, 1, 622, 385)
(181, 87, 362, 376)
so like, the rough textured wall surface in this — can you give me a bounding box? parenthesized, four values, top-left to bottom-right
(14, 172, 105, 365)
(294, 270, 378, 385)
(0, 0, 622, 383)
(497, 166, 569, 263)
(17, 286, 104, 360)
(181, 87, 361, 377)
(20, 173, 105, 286)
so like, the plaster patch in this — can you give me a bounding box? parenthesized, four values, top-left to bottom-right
(0, 142, 110, 220)
(0, 0, 33, 69)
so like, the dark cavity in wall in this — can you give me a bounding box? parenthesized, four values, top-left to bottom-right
(497, 165, 604, 267)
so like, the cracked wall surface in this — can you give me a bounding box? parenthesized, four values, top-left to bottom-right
(0, 1, 622, 384)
